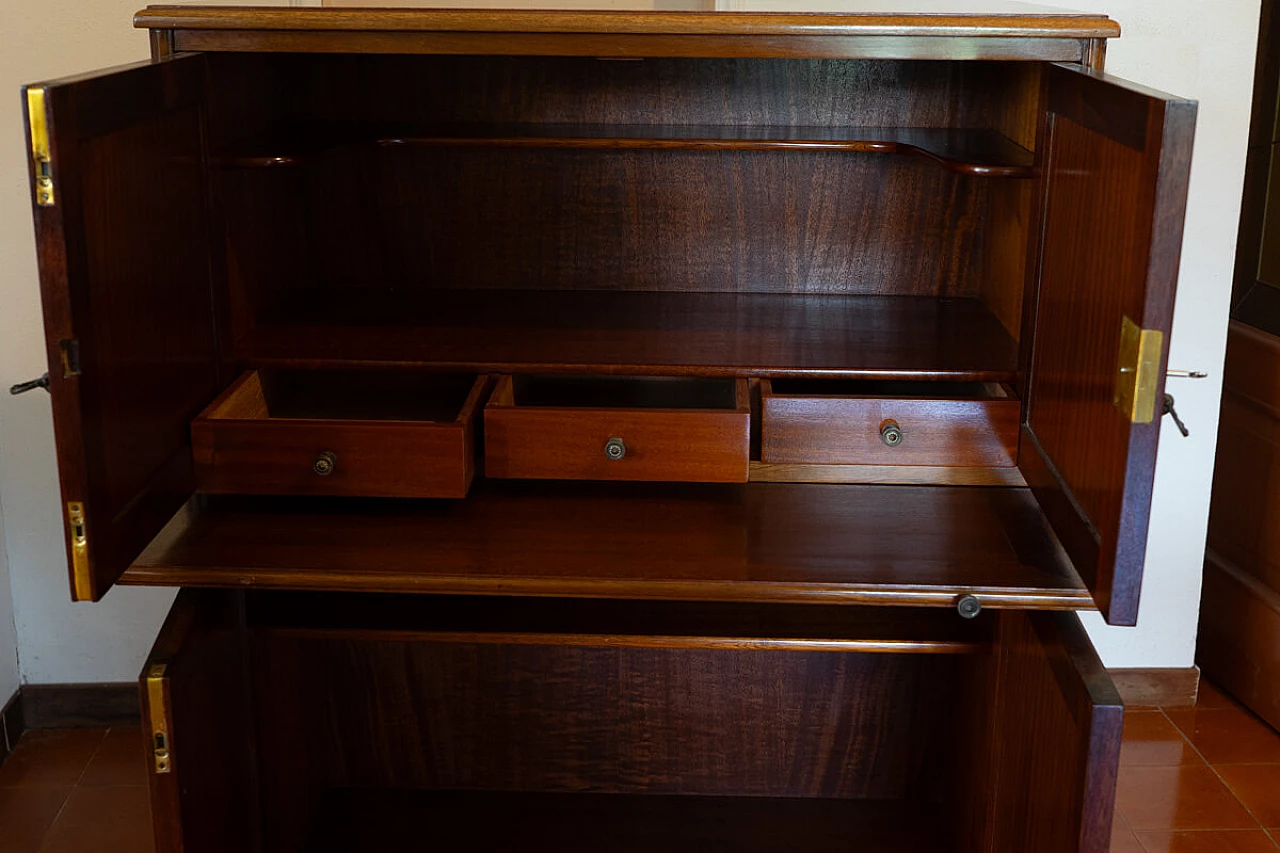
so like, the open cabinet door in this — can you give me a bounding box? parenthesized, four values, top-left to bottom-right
(143, 589, 259, 853)
(23, 55, 220, 602)
(1021, 64, 1196, 626)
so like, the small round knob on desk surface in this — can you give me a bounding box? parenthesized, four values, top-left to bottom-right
(880, 420, 903, 447)
(604, 438, 626, 461)
(313, 451, 337, 476)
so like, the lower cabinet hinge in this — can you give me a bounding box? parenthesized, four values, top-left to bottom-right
(146, 664, 172, 774)
(1114, 315, 1164, 424)
(66, 502, 91, 602)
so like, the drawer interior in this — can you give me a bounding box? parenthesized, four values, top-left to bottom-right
(506, 375, 743, 410)
(766, 378, 1012, 399)
(205, 370, 482, 423)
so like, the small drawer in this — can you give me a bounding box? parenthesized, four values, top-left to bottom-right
(761, 379, 1019, 468)
(192, 370, 486, 498)
(484, 375, 750, 483)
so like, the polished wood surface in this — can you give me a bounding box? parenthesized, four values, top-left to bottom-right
(121, 482, 1089, 608)
(760, 379, 1019, 467)
(1021, 64, 1196, 626)
(135, 7, 1121, 40)
(984, 610, 1124, 853)
(25, 54, 220, 602)
(250, 592, 992, 654)
(304, 790, 944, 853)
(484, 376, 750, 483)
(748, 461, 1028, 486)
(191, 371, 484, 498)
(1199, 321, 1280, 732)
(238, 292, 1020, 381)
(141, 589, 257, 853)
(221, 123, 1035, 178)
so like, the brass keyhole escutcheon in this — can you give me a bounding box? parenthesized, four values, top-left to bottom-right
(604, 438, 626, 461)
(313, 451, 337, 476)
(880, 420, 903, 447)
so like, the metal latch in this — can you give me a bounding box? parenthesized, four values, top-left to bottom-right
(66, 502, 91, 602)
(26, 88, 54, 206)
(1114, 316, 1164, 423)
(146, 664, 172, 774)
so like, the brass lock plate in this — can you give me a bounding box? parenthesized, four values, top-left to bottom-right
(1114, 315, 1163, 424)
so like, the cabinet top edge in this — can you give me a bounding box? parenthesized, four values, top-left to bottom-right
(133, 7, 1120, 40)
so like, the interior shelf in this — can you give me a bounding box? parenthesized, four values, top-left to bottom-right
(217, 123, 1036, 178)
(238, 291, 1020, 381)
(122, 482, 1089, 608)
(248, 591, 992, 654)
(304, 790, 948, 853)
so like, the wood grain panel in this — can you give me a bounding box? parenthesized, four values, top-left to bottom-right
(135, 8, 1121, 40)
(142, 590, 258, 853)
(192, 372, 484, 498)
(1199, 321, 1280, 731)
(985, 611, 1124, 853)
(1022, 66, 1196, 625)
(258, 635, 954, 798)
(760, 379, 1018, 467)
(1199, 551, 1280, 733)
(1206, 322, 1280, 592)
(484, 376, 749, 483)
(25, 55, 219, 601)
(121, 482, 1089, 608)
(238, 291, 1020, 381)
(248, 592, 994, 655)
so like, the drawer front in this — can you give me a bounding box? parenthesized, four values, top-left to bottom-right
(191, 372, 485, 499)
(193, 419, 474, 498)
(762, 382, 1019, 468)
(485, 378, 750, 483)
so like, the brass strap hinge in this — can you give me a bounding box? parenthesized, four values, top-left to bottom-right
(26, 88, 54, 207)
(146, 664, 172, 774)
(66, 502, 91, 602)
(1114, 315, 1164, 424)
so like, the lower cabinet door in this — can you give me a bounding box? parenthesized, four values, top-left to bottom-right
(144, 592, 1121, 853)
(141, 589, 259, 853)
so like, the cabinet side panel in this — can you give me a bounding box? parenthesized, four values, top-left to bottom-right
(986, 611, 1123, 853)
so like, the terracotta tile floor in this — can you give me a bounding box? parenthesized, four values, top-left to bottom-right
(0, 682, 1276, 852)
(1115, 682, 1280, 852)
(0, 727, 152, 853)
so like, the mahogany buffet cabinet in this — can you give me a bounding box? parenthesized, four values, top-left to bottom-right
(16, 4, 1195, 851)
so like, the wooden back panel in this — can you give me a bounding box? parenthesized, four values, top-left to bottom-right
(254, 635, 957, 800)
(204, 54, 1039, 310)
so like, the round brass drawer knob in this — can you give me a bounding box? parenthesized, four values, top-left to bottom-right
(313, 451, 337, 476)
(604, 437, 626, 461)
(880, 420, 903, 447)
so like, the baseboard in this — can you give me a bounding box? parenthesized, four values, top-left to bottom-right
(1109, 666, 1201, 708)
(19, 683, 140, 729)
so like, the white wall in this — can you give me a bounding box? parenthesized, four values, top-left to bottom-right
(0, 501, 19, 703)
(1078, 0, 1258, 667)
(0, 1, 179, 685)
(0, 0, 1258, 684)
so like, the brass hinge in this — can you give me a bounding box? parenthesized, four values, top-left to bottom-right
(1114, 315, 1164, 424)
(66, 502, 91, 602)
(26, 88, 54, 206)
(146, 664, 172, 774)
